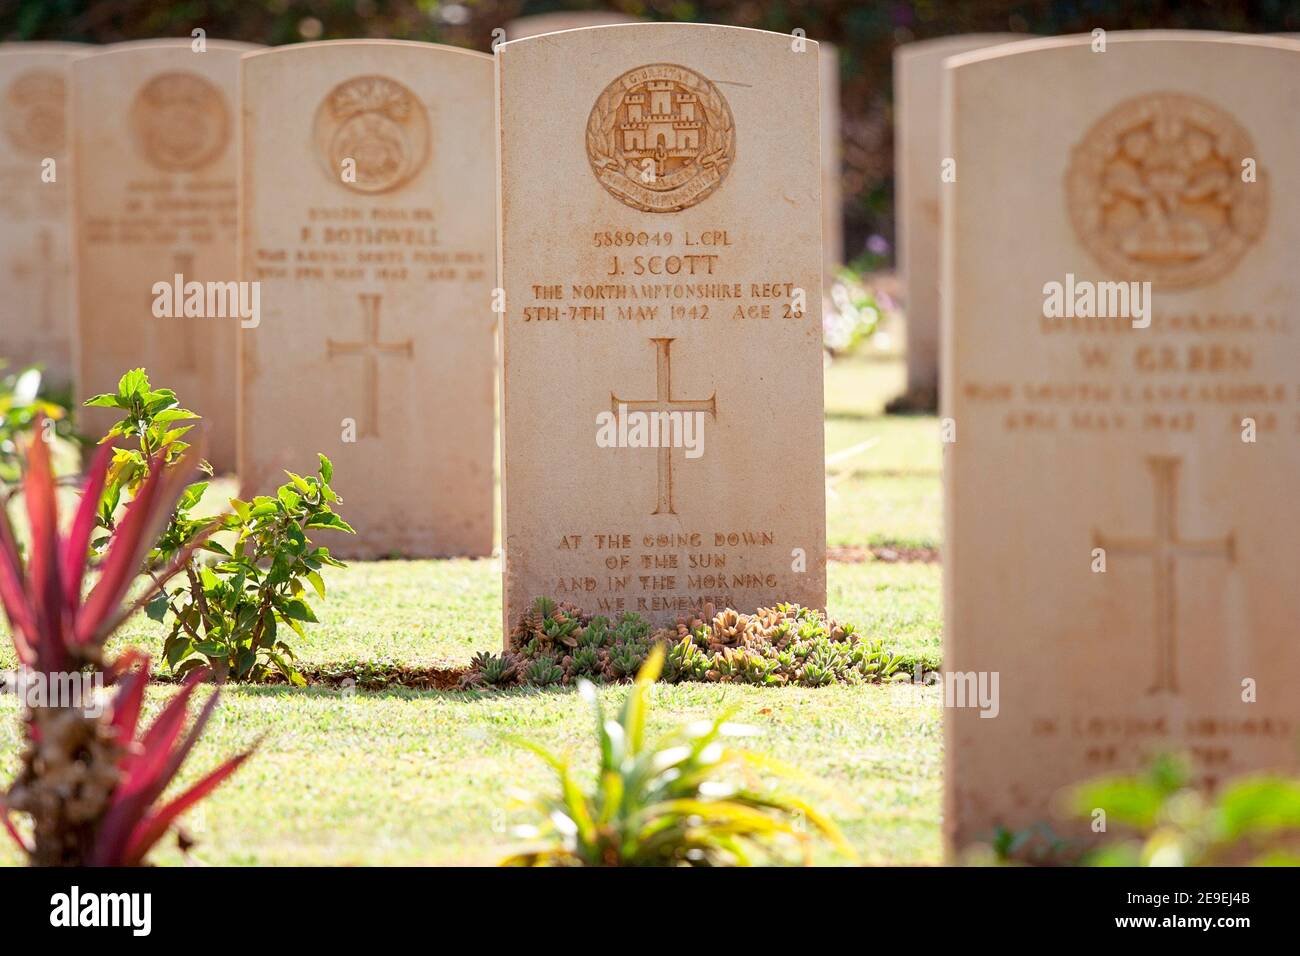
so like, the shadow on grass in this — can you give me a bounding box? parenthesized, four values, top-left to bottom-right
(824, 408, 888, 422)
(214, 680, 584, 704)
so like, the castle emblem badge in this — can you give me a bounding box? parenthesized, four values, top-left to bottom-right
(130, 71, 230, 172)
(4, 69, 67, 158)
(586, 63, 734, 213)
(313, 75, 430, 194)
(1066, 92, 1266, 289)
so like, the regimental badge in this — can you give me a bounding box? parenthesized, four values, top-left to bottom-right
(130, 71, 230, 172)
(313, 75, 430, 195)
(4, 69, 67, 158)
(1066, 92, 1266, 289)
(587, 63, 735, 213)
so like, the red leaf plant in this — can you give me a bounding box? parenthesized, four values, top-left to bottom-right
(0, 423, 253, 865)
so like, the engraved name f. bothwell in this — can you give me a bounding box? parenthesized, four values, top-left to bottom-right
(612, 337, 716, 516)
(1093, 455, 1235, 695)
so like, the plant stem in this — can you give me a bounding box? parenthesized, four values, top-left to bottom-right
(147, 567, 204, 647)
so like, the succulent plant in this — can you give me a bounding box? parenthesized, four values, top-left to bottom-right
(608, 641, 648, 679)
(799, 661, 837, 687)
(524, 654, 564, 687)
(711, 646, 743, 681)
(710, 608, 753, 647)
(612, 613, 650, 644)
(570, 645, 601, 678)
(471, 651, 517, 687)
(542, 615, 580, 648)
(738, 652, 783, 686)
(578, 617, 609, 649)
(488, 599, 905, 689)
(664, 636, 711, 683)
(797, 617, 828, 642)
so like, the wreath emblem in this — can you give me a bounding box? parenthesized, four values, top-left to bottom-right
(130, 71, 230, 172)
(1066, 92, 1266, 289)
(313, 75, 430, 195)
(586, 63, 734, 213)
(4, 69, 67, 158)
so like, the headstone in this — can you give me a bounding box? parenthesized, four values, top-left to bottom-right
(894, 34, 1023, 405)
(72, 39, 255, 471)
(498, 23, 826, 636)
(944, 33, 1300, 852)
(819, 41, 843, 283)
(0, 43, 84, 387)
(240, 40, 495, 558)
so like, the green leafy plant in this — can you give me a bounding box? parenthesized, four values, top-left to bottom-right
(612, 612, 651, 643)
(847, 637, 903, 680)
(1, 362, 72, 488)
(155, 457, 353, 684)
(734, 648, 784, 686)
(502, 645, 853, 866)
(542, 614, 580, 647)
(1070, 754, 1300, 866)
(83, 368, 208, 523)
(87, 370, 352, 683)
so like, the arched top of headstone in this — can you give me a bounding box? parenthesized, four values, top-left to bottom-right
(894, 32, 1028, 63)
(241, 37, 492, 65)
(501, 20, 822, 55)
(947, 28, 1299, 72)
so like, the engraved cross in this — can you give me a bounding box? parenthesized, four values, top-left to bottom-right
(612, 337, 716, 515)
(1093, 456, 1235, 695)
(327, 293, 413, 439)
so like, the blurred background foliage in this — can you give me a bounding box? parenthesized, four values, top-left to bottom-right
(5, 0, 1298, 266)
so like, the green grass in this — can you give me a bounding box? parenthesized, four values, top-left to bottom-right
(59, 557, 938, 673)
(0, 680, 944, 866)
(824, 353, 940, 549)
(0, 352, 947, 866)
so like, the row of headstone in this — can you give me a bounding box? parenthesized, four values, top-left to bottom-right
(2, 19, 843, 433)
(5, 24, 1297, 855)
(0, 25, 829, 610)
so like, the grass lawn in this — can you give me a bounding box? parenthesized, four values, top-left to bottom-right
(824, 354, 940, 549)
(0, 350, 946, 866)
(1, 680, 943, 866)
